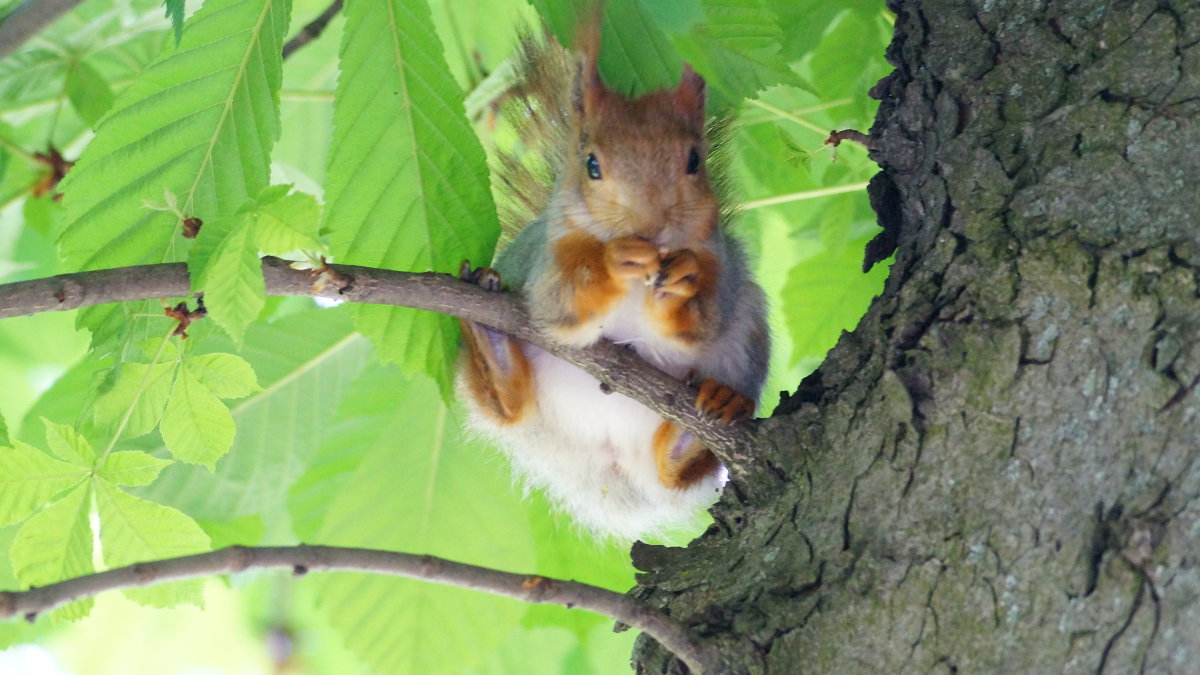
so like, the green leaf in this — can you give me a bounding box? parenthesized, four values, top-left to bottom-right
(0, 441, 88, 528)
(195, 219, 265, 343)
(17, 353, 112, 443)
(10, 483, 94, 620)
(303, 373, 535, 674)
(163, 0, 186, 44)
(0, 525, 52, 648)
(41, 418, 95, 467)
(93, 361, 177, 439)
(58, 0, 288, 342)
(183, 352, 261, 399)
(768, 0, 845, 62)
(99, 450, 174, 487)
(326, 0, 498, 397)
(160, 366, 236, 468)
(778, 127, 812, 173)
(530, 0, 684, 95)
(65, 60, 115, 127)
(21, 194, 65, 239)
(806, 9, 890, 122)
(0, 410, 8, 446)
(672, 0, 801, 106)
(138, 336, 180, 362)
(141, 308, 371, 524)
(195, 514, 264, 547)
(95, 479, 211, 608)
(784, 232, 888, 368)
(600, 0, 684, 94)
(252, 190, 322, 254)
(636, 0, 704, 34)
(351, 304, 461, 398)
(0, 48, 64, 108)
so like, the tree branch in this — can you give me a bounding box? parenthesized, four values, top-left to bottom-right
(281, 0, 343, 59)
(0, 545, 730, 674)
(0, 258, 764, 480)
(0, 0, 83, 60)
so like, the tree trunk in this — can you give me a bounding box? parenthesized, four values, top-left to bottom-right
(633, 1, 1200, 672)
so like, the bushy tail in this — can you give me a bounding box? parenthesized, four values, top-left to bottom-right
(489, 32, 575, 249)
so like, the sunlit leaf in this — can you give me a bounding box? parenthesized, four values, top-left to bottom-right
(194, 219, 264, 344)
(160, 366, 236, 468)
(95, 479, 210, 608)
(93, 361, 177, 439)
(58, 0, 288, 346)
(99, 450, 174, 487)
(301, 372, 534, 674)
(65, 60, 115, 127)
(326, 0, 498, 398)
(41, 418, 95, 467)
(252, 190, 322, 254)
(195, 514, 264, 547)
(0, 441, 88, 528)
(784, 232, 889, 368)
(142, 308, 370, 524)
(183, 353, 261, 399)
(10, 483, 94, 620)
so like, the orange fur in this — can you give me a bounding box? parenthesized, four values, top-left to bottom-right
(553, 229, 626, 327)
(652, 421, 720, 489)
(644, 247, 720, 345)
(458, 27, 770, 541)
(695, 378, 755, 424)
(458, 318, 536, 425)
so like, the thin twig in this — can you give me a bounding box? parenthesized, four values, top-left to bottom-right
(825, 129, 875, 151)
(0, 545, 729, 674)
(0, 0, 84, 60)
(281, 0, 343, 59)
(0, 258, 763, 480)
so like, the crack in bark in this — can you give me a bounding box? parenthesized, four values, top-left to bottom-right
(906, 561, 947, 665)
(1095, 576, 1145, 674)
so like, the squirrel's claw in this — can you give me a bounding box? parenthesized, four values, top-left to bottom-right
(460, 260, 503, 292)
(695, 379, 755, 424)
(604, 236, 660, 284)
(654, 249, 700, 299)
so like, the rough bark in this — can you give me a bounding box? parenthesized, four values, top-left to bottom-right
(632, 1, 1200, 672)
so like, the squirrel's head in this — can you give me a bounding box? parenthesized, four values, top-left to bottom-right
(565, 54, 719, 247)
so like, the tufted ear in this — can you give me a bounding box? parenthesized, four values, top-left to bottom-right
(571, 3, 609, 118)
(672, 64, 707, 128)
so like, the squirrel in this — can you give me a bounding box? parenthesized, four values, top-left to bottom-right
(458, 25, 769, 542)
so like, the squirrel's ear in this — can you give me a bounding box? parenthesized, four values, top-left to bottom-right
(573, 23, 608, 117)
(673, 64, 707, 126)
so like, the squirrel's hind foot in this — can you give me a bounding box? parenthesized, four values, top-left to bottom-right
(695, 379, 755, 424)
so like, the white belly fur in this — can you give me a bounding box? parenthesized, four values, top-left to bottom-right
(465, 286, 723, 541)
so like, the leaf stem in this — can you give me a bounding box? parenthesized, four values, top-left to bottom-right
(741, 181, 870, 210)
(737, 97, 853, 126)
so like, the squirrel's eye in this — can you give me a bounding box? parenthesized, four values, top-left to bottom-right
(586, 153, 602, 180)
(686, 147, 701, 175)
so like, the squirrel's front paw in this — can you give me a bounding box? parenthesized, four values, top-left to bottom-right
(459, 260, 502, 292)
(695, 379, 755, 424)
(654, 249, 700, 301)
(604, 236, 660, 285)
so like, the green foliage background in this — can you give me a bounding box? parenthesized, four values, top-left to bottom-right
(0, 0, 892, 671)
